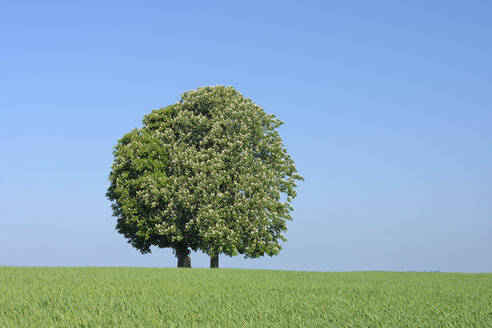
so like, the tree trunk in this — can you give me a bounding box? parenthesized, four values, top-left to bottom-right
(210, 253, 219, 268)
(176, 244, 191, 268)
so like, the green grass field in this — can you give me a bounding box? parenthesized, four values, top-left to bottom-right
(0, 267, 491, 327)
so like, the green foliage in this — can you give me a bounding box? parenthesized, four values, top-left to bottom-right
(106, 86, 303, 259)
(1, 268, 491, 327)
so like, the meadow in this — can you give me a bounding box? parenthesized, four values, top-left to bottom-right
(0, 267, 490, 327)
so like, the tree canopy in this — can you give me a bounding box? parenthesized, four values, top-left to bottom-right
(106, 86, 303, 267)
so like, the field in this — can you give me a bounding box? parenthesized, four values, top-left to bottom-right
(0, 267, 491, 327)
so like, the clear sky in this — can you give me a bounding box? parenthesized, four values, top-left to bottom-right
(1, 1, 491, 272)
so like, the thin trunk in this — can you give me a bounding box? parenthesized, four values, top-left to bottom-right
(176, 244, 191, 268)
(210, 253, 219, 268)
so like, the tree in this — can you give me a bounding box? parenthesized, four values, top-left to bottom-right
(106, 86, 303, 268)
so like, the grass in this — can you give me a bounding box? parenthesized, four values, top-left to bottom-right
(0, 267, 491, 327)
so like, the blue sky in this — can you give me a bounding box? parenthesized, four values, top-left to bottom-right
(1, 1, 491, 272)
